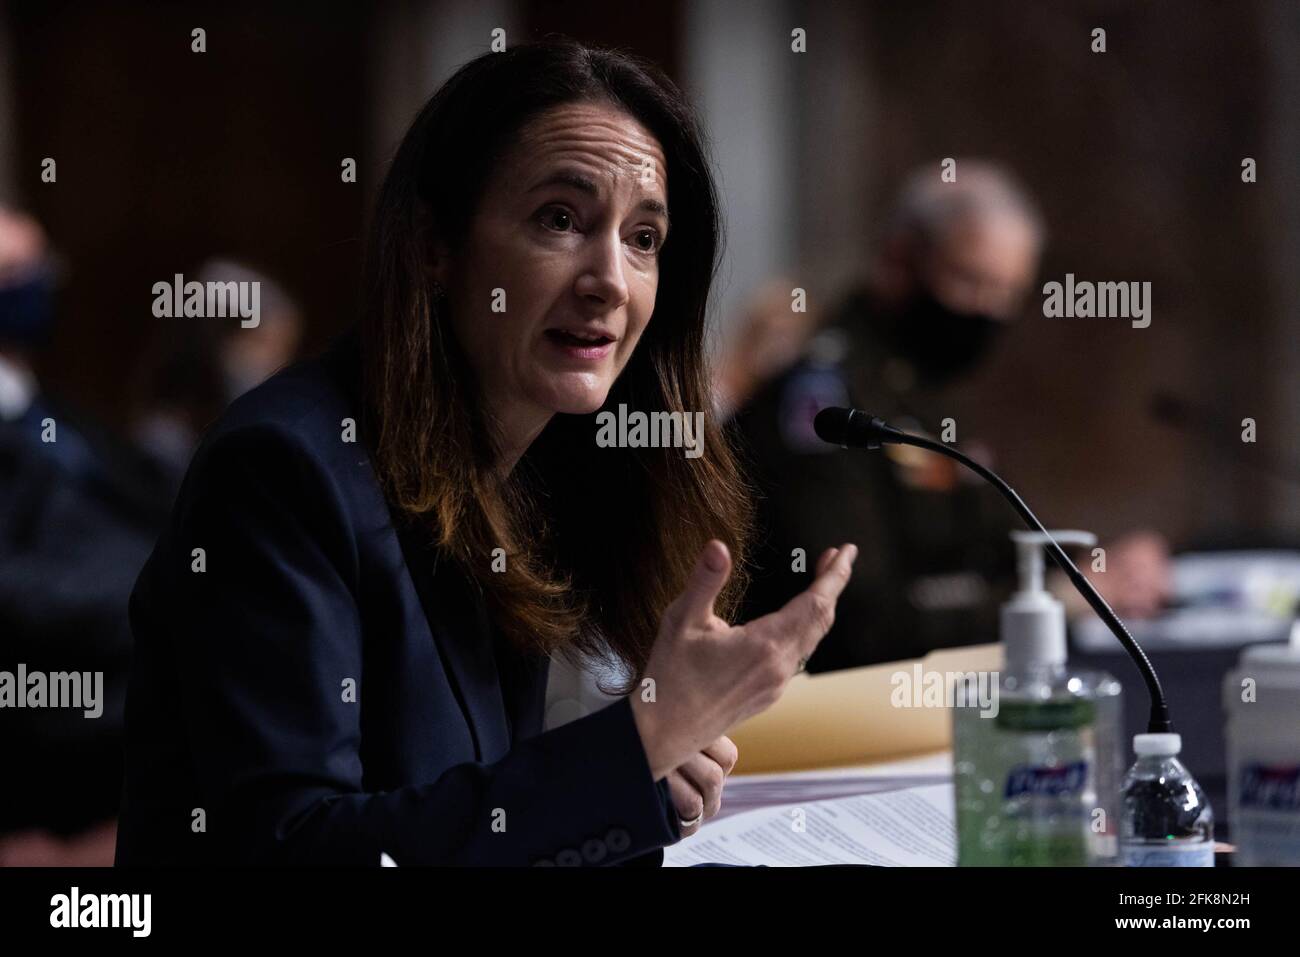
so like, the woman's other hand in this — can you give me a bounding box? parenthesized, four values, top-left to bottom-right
(667, 735, 739, 837)
(631, 540, 857, 780)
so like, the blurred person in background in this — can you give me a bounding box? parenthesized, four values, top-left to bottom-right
(713, 276, 821, 419)
(0, 206, 170, 865)
(134, 258, 303, 484)
(729, 160, 1172, 671)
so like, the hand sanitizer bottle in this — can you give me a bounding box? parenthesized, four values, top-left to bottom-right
(1222, 621, 1300, 865)
(954, 530, 1123, 866)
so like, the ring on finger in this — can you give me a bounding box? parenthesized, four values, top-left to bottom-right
(678, 810, 704, 829)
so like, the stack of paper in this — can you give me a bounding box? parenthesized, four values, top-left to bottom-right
(664, 782, 956, 867)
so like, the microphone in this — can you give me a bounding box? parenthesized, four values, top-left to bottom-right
(813, 407, 905, 450)
(814, 406, 1173, 735)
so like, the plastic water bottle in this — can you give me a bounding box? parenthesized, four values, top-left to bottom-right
(1119, 733, 1214, 867)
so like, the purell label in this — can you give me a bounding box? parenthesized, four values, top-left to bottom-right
(1240, 764, 1300, 811)
(1005, 761, 1089, 799)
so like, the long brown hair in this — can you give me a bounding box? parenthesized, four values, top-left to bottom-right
(361, 39, 752, 687)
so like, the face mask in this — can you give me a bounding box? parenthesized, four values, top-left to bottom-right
(0, 267, 56, 349)
(884, 288, 1003, 386)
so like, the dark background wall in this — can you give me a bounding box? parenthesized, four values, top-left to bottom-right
(8, 1, 368, 422)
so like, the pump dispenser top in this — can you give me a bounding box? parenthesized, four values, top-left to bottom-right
(1002, 530, 1097, 673)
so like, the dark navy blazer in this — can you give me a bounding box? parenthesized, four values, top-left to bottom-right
(115, 332, 680, 866)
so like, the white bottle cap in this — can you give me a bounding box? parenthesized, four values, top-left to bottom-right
(1133, 732, 1182, 756)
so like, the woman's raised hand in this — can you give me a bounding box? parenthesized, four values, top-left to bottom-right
(630, 539, 857, 781)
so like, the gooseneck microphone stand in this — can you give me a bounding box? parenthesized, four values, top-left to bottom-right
(813, 407, 1173, 735)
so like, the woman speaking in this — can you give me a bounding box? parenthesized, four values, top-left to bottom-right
(115, 39, 857, 867)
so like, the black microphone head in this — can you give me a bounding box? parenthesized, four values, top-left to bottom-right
(813, 407, 853, 445)
(815, 407, 896, 449)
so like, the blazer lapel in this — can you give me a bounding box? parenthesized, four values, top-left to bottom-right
(393, 519, 512, 763)
(493, 625, 550, 743)
(326, 332, 519, 763)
